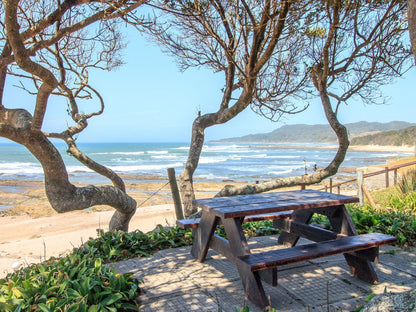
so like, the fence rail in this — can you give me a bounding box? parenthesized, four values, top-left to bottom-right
(320, 160, 416, 194)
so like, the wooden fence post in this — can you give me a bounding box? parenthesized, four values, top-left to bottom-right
(385, 167, 389, 188)
(167, 168, 184, 220)
(329, 178, 333, 193)
(357, 169, 364, 206)
(394, 169, 398, 185)
(362, 183, 377, 210)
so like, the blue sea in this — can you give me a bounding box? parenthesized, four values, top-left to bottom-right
(0, 142, 412, 184)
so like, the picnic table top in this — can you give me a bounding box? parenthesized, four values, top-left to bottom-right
(194, 189, 359, 219)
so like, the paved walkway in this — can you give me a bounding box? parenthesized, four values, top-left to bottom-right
(115, 236, 416, 311)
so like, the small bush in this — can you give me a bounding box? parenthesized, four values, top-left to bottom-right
(0, 252, 140, 311)
(397, 169, 416, 194)
(346, 203, 416, 246)
(75, 226, 193, 263)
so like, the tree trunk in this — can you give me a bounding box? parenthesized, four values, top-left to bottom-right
(216, 67, 349, 197)
(179, 89, 253, 216)
(409, 0, 416, 64)
(179, 114, 215, 217)
(0, 108, 136, 231)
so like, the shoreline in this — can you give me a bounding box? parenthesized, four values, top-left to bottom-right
(250, 144, 415, 153)
(1, 149, 415, 277)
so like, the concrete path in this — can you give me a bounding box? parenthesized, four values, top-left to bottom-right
(115, 236, 416, 312)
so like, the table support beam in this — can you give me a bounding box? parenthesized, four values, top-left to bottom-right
(191, 212, 218, 262)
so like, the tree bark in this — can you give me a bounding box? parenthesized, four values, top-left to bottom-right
(0, 108, 136, 231)
(409, 0, 416, 64)
(179, 88, 253, 217)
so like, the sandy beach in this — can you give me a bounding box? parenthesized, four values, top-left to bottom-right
(0, 179, 231, 277)
(0, 144, 414, 277)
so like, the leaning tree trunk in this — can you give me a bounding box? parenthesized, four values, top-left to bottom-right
(179, 117, 206, 218)
(0, 108, 136, 231)
(409, 0, 416, 64)
(216, 66, 349, 197)
(179, 88, 253, 217)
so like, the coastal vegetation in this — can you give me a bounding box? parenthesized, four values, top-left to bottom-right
(215, 121, 415, 144)
(351, 126, 416, 147)
(1, 169, 416, 310)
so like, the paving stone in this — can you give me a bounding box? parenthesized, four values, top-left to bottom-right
(318, 258, 415, 291)
(379, 248, 416, 277)
(205, 280, 305, 312)
(112, 236, 416, 311)
(154, 246, 195, 263)
(278, 264, 367, 306)
(127, 259, 198, 300)
(246, 235, 281, 249)
(181, 255, 241, 287)
(139, 290, 219, 312)
(328, 296, 368, 312)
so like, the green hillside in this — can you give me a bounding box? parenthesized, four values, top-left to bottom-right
(351, 126, 416, 146)
(215, 121, 415, 143)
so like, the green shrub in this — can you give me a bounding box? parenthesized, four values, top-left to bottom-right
(346, 204, 416, 246)
(75, 225, 193, 263)
(397, 169, 416, 194)
(0, 252, 140, 311)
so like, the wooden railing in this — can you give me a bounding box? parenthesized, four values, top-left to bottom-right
(320, 160, 416, 194)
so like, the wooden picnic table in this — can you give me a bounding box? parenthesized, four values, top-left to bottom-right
(185, 189, 397, 309)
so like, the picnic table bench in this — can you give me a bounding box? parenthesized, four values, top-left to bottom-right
(177, 189, 397, 309)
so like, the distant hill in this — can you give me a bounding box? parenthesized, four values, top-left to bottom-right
(351, 126, 416, 146)
(214, 121, 415, 143)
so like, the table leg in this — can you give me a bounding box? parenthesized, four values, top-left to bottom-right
(328, 205, 378, 283)
(223, 218, 270, 308)
(191, 212, 218, 262)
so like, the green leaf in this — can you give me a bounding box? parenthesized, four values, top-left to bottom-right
(37, 303, 51, 312)
(94, 258, 102, 270)
(99, 293, 123, 306)
(88, 305, 99, 312)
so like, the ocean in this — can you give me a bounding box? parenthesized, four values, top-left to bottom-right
(0, 142, 412, 185)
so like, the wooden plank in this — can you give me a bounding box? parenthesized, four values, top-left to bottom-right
(245, 211, 292, 222)
(210, 234, 235, 261)
(194, 190, 358, 214)
(213, 196, 358, 219)
(176, 218, 200, 229)
(237, 233, 397, 272)
(277, 209, 314, 247)
(276, 218, 339, 243)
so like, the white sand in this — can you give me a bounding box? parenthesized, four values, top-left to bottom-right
(0, 204, 176, 277)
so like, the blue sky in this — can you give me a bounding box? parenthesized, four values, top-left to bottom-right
(2, 30, 416, 144)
